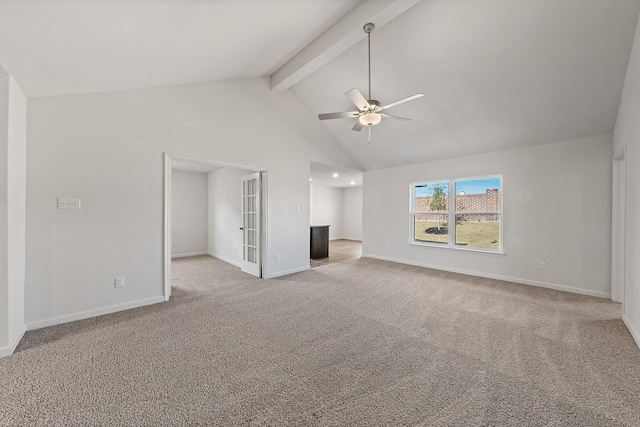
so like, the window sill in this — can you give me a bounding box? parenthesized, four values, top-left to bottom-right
(409, 241, 505, 255)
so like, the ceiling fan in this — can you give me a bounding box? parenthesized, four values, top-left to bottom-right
(318, 23, 423, 143)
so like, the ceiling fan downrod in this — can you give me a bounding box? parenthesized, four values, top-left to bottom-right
(364, 23, 375, 101)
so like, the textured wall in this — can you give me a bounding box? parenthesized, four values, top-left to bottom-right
(208, 167, 251, 267)
(364, 135, 612, 298)
(342, 187, 362, 241)
(310, 184, 343, 240)
(25, 77, 360, 328)
(171, 170, 208, 257)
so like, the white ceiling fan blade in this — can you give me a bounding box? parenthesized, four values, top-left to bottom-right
(318, 111, 360, 120)
(352, 120, 365, 131)
(380, 113, 410, 121)
(377, 93, 424, 112)
(345, 88, 371, 110)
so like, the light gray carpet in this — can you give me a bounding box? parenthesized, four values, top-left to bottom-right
(1, 256, 639, 426)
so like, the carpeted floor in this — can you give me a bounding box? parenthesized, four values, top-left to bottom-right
(1, 256, 639, 426)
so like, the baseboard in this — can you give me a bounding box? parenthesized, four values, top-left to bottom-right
(331, 237, 362, 242)
(207, 252, 241, 268)
(171, 251, 207, 259)
(361, 253, 611, 299)
(265, 265, 310, 279)
(26, 296, 166, 331)
(208, 253, 307, 278)
(622, 314, 640, 349)
(0, 324, 26, 358)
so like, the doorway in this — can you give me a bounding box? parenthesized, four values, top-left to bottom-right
(309, 161, 363, 267)
(163, 153, 267, 301)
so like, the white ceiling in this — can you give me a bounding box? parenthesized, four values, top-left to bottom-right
(310, 161, 363, 188)
(291, 0, 640, 170)
(1, 0, 639, 171)
(172, 159, 222, 174)
(0, 0, 359, 97)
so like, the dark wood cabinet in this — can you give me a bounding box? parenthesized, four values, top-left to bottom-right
(310, 225, 330, 259)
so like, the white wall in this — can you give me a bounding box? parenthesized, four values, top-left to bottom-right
(0, 74, 8, 348)
(614, 12, 640, 347)
(171, 170, 208, 257)
(208, 167, 251, 266)
(342, 186, 362, 241)
(363, 135, 612, 298)
(25, 77, 360, 328)
(310, 184, 362, 241)
(0, 74, 26, 357)
(310, 184, 343, 240)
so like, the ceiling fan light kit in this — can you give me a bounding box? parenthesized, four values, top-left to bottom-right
(359, 111, 381, 126)
(318, 22, 424, 143)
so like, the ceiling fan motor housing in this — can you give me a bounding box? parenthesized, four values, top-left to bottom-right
(359, 99, 381, 126)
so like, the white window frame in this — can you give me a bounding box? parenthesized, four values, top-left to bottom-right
(409, 175, 504, 254)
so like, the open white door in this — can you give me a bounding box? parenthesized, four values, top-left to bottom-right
(241, 172, 261, 277)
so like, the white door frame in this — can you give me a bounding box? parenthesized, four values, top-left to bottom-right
(163, 152, 268, 301)
(611, 146, 626, 307)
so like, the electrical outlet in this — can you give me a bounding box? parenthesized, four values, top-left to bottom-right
(115, 277, 125, 288)
(537, 262, 545, 270)
(275, 254, 280, 261)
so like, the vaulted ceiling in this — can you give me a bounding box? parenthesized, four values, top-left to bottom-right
(1, 0, 639, 171)
(0, 0, 360, 97)
(291, 0, 640, 170)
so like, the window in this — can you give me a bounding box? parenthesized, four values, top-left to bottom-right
(413, 181, 450, 245)
(411, 176, 502, 252)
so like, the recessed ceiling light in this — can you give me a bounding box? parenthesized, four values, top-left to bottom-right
(350, 181, 355, 185)
(309, 178, 312, 181)
(332, 173, 339, 178)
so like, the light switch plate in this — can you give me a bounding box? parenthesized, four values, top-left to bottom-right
(58, 198, 81, 210)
